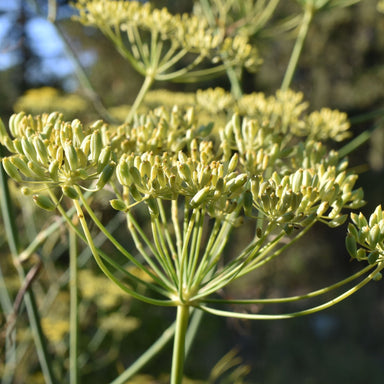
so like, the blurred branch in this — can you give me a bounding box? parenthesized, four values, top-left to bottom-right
(27, 0, 116, 123)
(53, 22, 117, 123)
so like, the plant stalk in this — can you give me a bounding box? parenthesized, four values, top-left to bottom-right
(125, 74, 154, 123)
(281, 4, 314, 91)
(69, 226, 79, 384)
(171, 305, 190, 384)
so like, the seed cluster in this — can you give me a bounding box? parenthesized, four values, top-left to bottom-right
(346, 205, 384, 274)
(74, 0, 260, 77)
(0, 113, 115, 207)
(1, 93, 364, 229)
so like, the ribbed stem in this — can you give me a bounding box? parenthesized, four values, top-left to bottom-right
(281, 4, 314, 91)
(69, 227, 79, 384)
(171, 305, 190, 384)
(125, 74, 154, 123)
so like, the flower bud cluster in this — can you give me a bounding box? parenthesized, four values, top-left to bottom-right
(346, 205, 384, 271)
(0, 113, 115, 205)
(1, 99, 363, 228)
(196, 87, 234, 115)
(237, 90, 308, 135)
(221, 92, 352, 177)
(250, 164, 364, 229)
(74, 0, 260, 77)
(300, 108, 350, 142)
(109, 106, 206, 158)
(114, 142, 247, 218)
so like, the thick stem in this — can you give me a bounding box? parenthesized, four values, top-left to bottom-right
(125, 74, 154, 123)
(69, 227, 79, 384)
(224, 60, 243, 100)
(171, 305, 190, 384)
(280, 4, 314, 91)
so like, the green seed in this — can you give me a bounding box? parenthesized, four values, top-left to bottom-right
(96, 162, 115, 190)
(2, 158, 22, 181)
(62, 185, 79, 200)
(345, 234, 357, 258)
(10, 156, 33, 177)
(33, 194, 56, 211)
(64, 142, 78, 171)
(190, 186, 210, 208)
(110, 199, 127, 211)
(367, 251, 380, 265)
(146, 197, 159, 218)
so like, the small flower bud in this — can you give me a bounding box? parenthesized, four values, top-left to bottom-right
(146, 197, 159, 218)
(226, 174, 247, 194)
(21, 137, 38, 163)
(373, 272, 382, 281)
(2, 158, 23, 181)
(33, 136, 49, 165)
(277, 211, 295, 224)
(228, 153, 238, 173)
(356, 248, 366, 261)
(3, 136, 16, 153)
(317, 201, 329, 216)
(12, 139, 22, 156)
(10, 156, 33, 177)
(327, 214, 347, 228)
(33, 194, 56, 211)
(139, 160, 151, 179)
(90, 130, 102, 163)
(117, 160, 131, 186)
(347, 223, 359, 240)
(21, 187, 33, 195)
(345, 234, 357, 258)
(190, 186, 210, 208)
(76, 148, 88, 169)
(28, 161, 48, 179)
(9, 112, 25, 137)
(64, 141, 78, 171)
(178, 163, 192, 182)
(129, 166, 142, 186)
(292, 169, 303, 193)
(130, 184, 143, 201)
(97, 146, 112, 172)
(95, 162, 116, 190)
(369, 224, 381, 246)
(110, 199, 127, 211)
(62, 185, 79, 200)
(49, 160, 60, 182)
(368, 251, 380, 265)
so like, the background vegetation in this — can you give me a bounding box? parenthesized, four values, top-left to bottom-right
(1, 0, 384, 383)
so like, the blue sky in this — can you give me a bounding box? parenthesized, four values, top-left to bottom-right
(0, 0, 94, 89)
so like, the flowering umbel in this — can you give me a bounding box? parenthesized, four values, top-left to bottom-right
(0, 90, 366, 307)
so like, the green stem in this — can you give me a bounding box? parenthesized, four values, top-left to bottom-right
(198, 263, 384, 320)
(203, 263, 375, 304)
(69, 226, 79, 384)
(281, 4, 314, 91)
(76, 189, 170, 289)
(125, 74, 155, 123)
(110, 321, 176, 384)
(171, 305, 190, 384)
(111, 307, 203, 384)
(224, 60, 243, 100)
(51, 195, 171, 298)
(72, 198, 174, 306)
